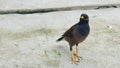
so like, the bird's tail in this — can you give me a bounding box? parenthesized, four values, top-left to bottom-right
(56, 36, 64, 42)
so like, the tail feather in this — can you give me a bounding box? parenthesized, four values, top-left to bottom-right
(56, 36, 64, 42)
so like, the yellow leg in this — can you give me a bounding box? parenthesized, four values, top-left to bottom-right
(75, 46, 82, 60)
(70, 51, 77, 64)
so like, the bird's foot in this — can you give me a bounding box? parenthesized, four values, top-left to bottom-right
(71, 55, 78, 64)
(74, 53, 82, 62)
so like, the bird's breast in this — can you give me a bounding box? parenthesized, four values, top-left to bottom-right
(75, 24, 90, 36)
(73, 24, 90, 43)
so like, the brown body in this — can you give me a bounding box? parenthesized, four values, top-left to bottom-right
(64, 24, 89, 46)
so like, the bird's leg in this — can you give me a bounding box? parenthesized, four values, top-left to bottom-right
(74, 45, 82, 61)
(70, 51, 77, 64)
(70, 47, 77, 64)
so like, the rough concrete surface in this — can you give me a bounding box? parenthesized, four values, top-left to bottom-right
(0, 0, 120, 68)
(0, 8, 120, 68)
(0, 0, 120, 10)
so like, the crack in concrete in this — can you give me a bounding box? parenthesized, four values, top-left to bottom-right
(0, 3, 120, 14)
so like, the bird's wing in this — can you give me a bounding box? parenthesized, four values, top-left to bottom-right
(63, 23, 78, 37)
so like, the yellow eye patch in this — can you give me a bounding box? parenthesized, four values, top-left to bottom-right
(80, 16, 84, 19)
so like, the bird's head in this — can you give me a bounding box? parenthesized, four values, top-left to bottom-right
(80, 14, 89, 22)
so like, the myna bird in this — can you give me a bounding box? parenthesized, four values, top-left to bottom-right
(57, 14, 90, 64)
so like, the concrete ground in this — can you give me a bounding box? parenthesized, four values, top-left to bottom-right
(0, 0, 120, 68)
(0, 0, 120, 10)
(0, 8, 120, 68)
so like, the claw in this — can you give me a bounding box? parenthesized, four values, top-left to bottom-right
(71, 55, 78, 64)
(74, 53, 82, 61)
(70, 51, 78, 64)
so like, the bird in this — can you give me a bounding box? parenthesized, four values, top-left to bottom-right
(56, 14, 90, 64)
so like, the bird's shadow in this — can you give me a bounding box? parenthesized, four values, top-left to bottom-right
(54, 44, 69, 56)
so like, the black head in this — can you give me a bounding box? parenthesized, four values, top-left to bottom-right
(79, 14, 89, 24)
(80, 14, 89, 21)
